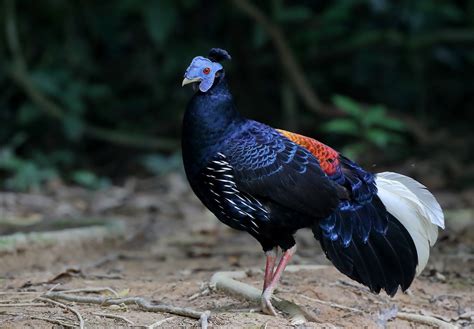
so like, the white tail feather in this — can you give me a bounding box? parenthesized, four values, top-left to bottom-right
(375, 172, 444, 276)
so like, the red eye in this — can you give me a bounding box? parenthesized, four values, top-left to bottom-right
(203, 67, 211, 75)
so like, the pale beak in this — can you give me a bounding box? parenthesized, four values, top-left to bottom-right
(182, 77, 201, 86)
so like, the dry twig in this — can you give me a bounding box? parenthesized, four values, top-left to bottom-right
(397, 311, 457, 329)
(42, 291, 208, 320)
(60, 287, 120, 297)
(147, 316, 175, 328)
(92, 312, 134, 325)
(299, 294, 363, 314)
(46, 283, 61, 294)
(210, 270, 313, 325)
(0, 312, 77, 328)
(0, 302, 46, 307)
(0, 223, 126, 258)
(36, 297, 85, 329)
(28, 315, 77, 328)
(188, 287, 210, 301)
(199, 310, 211, 329)
(0, 291, 39, 295)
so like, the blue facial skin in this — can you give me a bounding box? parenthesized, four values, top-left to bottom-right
(184, 56, 223, 92)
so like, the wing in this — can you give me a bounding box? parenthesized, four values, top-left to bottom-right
(277, 129, 342, 177)
(276, 129, 376, 202)
(223, 122, 341, 219)
(195, 152, 270, 234)
(277, 129, 387, 244)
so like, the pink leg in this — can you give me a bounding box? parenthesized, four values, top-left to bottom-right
(263, 247, 278, 290)
(261, 245, 296, 316)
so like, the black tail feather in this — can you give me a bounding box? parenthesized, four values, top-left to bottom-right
(314, 212, 418, 296)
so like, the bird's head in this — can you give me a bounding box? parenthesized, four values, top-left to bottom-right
(182, 48, 231, 92)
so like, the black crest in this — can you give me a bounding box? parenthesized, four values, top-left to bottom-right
(208, 48, 232, 62)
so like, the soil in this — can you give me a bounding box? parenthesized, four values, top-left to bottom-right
(0, 174, 473, 328)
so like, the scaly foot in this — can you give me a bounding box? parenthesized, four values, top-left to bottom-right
(261, 290, 277, 316)
(260, 245, 296, 316)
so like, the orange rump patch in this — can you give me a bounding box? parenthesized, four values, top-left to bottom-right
(277, 129, 340, 176)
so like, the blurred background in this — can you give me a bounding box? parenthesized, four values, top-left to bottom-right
(0, 1, 473, 327)
(1, 0, 473, 193)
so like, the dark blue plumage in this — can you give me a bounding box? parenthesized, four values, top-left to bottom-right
(181, 49, 420, 304)
(183, 73, 340, 250)
(319, 155, 385, 247)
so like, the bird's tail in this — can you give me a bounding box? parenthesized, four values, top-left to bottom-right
(313, 171, 444, 296)
(375, 172, 444, 275)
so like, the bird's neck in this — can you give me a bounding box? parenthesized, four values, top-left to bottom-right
(182, 74, 244, 175)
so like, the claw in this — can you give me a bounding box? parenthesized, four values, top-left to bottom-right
(261, 291, 277, 316)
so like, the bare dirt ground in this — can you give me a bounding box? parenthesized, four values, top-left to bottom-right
(0, 174, 473, 328)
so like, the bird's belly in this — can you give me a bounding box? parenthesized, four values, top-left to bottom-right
(199, 185, 318, 239)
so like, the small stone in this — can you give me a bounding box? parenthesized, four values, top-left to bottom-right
(459, 311, 474, 320)
(435, 272, 446, 282)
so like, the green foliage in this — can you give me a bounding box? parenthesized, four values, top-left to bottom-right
(272, 0, 312, 22)
(0, 134, 52, 191)
(141, 153, 182, 176)
(0, 144, 110, 191)
(323, 96, 406, 158)
(144, 0, 178, 47)
(70, 170, 110, 190)
(0, 147, 57, 191)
